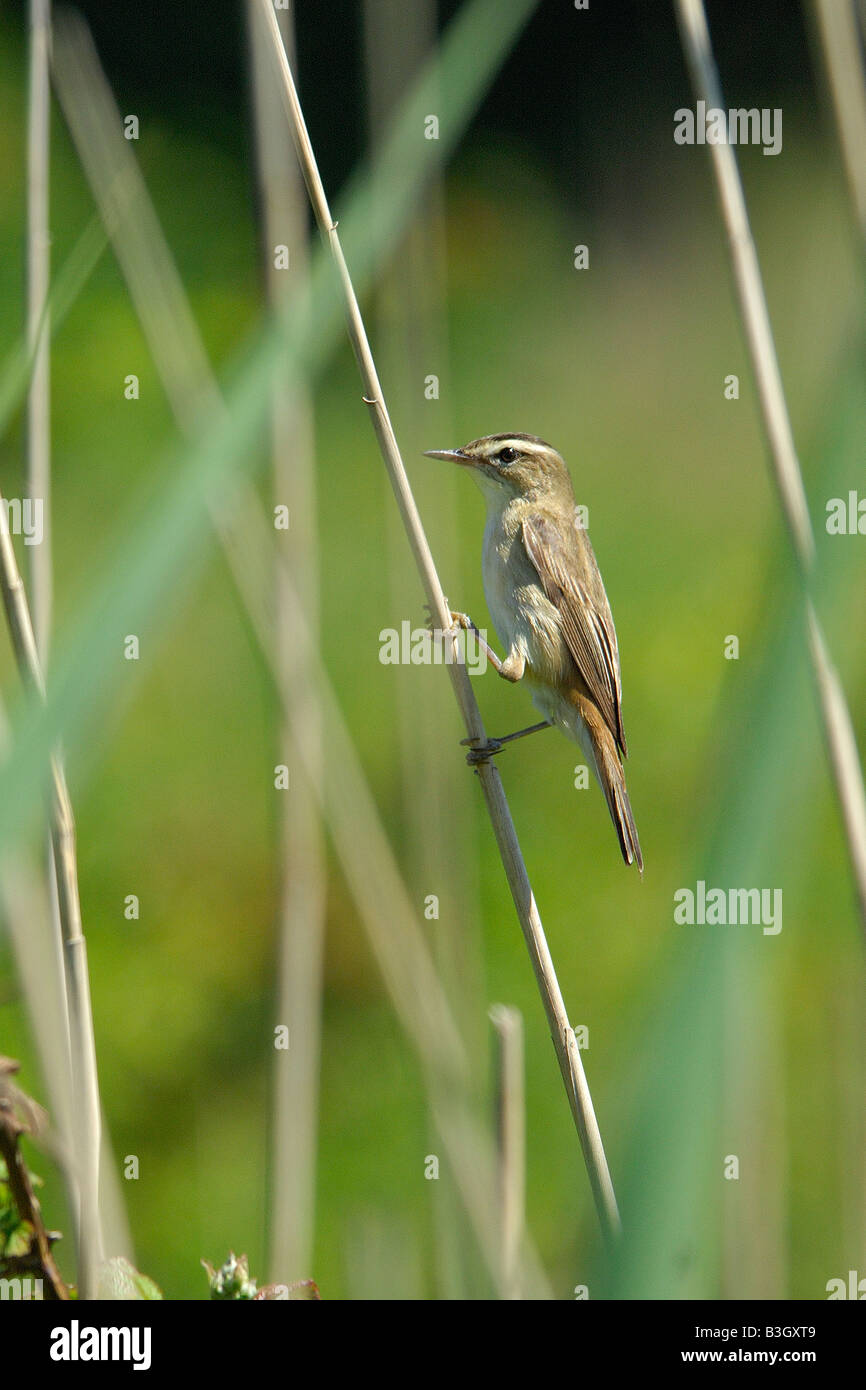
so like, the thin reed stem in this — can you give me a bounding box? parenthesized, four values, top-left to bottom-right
(18, 2, 103, 1297)
(257, 0, 621, 1242)
(812, 0, 866, 244)
(25, 0, 74, 1119)
(51, 13, 555, 1292)
(0, 502, 103, 1295)
(362, 0, 484, 1297)
(26, 0, 52, 661)
(489, 1004, 525, 1299)
(26, 0, 76, 1242)
(247, 0, 326, 1285)
(675, 0, 866, 935)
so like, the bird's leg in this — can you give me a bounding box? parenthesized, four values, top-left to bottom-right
(434, 609, 537, 764)
(447, 609, 502, 673)
(424, 603, 500, 666)
(447, 611, 525, 682)
(490, 720, 552, 747)
(461, 721, 551, 765)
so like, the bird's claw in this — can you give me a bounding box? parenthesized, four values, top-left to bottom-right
(423, 602, 475, 637)
(460, 736, 503, 765)
(449, 610, 476, 634)
(425, 603, 469, 636)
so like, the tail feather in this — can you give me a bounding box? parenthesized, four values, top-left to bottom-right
(608, 765, 643, 873)
(577, 694, 643, 872)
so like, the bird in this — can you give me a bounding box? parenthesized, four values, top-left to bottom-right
(424, 433, 642, 871)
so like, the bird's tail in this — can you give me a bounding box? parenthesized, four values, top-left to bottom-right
(578, 696, 643, 872)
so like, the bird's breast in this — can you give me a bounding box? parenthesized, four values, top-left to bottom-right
(481, 510, 572, 686)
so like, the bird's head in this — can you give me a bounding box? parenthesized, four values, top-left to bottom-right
(424, 433, 573, 506)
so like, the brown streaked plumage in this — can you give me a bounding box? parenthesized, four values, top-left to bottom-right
(424, 433, 642, 871)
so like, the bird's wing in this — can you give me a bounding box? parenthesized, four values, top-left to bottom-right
(522, 510, 627, 755)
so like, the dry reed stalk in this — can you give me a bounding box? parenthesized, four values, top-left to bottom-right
(52, 14, 554, 1292)
(25, 0, 71, 1119)
(489, 1004, 526, 1299)
(257, 0, 621, 1242)
(361, 0, 484, 1057)
(675, 0, 866, 935)
(812, 0, 866, 243)
(247, 0, 326, 1287)
(20, 0, 103, 1298)
(26, 0, 52, 660)
(361, 0, 484, 1296)
(0, 501, 103, 1295)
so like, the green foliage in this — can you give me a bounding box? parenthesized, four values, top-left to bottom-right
(202, 1251, 258, 1300)
(0, 1158, 37, 1262)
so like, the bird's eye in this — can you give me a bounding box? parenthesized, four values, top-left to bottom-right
(498, 447, 517, 464)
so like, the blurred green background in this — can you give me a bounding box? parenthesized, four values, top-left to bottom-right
(1, 0, 865, 1299)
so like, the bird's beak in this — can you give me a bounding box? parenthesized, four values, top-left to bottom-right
(423, 448, 472, 466)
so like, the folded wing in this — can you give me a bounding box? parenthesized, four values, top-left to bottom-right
(522, 510, 628, 757)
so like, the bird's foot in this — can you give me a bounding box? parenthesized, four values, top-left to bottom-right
(460, 735, 503, 765)
(423, 602, 474, 636)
